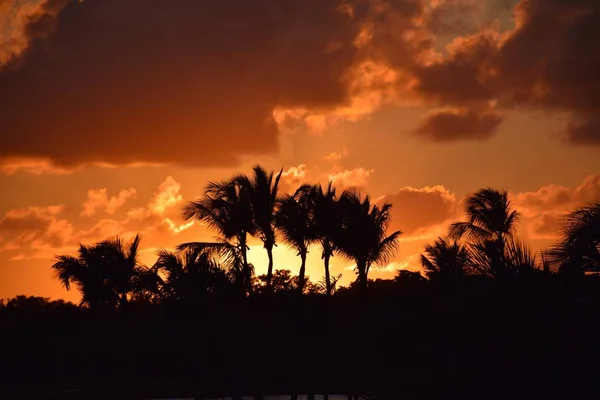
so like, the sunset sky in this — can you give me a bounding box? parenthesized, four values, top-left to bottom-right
(0, 0, 599, 302)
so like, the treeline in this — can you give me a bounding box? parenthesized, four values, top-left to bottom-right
(1, 165, 600, 398)
(41, 165, 600, 310)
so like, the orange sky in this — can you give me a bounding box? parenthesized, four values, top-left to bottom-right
(0, 0, 599, 302)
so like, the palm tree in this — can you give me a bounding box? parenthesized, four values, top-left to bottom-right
(309, 182, 341, 295)
(237, 165, 282, 293)
(275, 187, 317, 293)
(449, 188, 521, 278)
(546, 200, 600, 278)
(317, 273, 343, 295)
(182, 178, 255, 293)
(421, 237, 472, 283)
(154, 246, 233, 303)
(337, 189, 402, 293)
(52, 234, 153, 310)
(468, 235, 540, 279)
(449, 188, 520, 247)
(176, 240, 254, 298)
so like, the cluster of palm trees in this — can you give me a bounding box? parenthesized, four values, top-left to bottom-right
(51, 164, 600, 310)
(178, 166, 401, 294)
(52, 165, 402, 309)
(421, 188, 600, 288)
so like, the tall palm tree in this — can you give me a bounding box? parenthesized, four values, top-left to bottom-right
(237, 165, 282, 293)
(449, 188, 520, 248)
(310, 182, 340, 295)
(449, 188, 521, 278)
(546, 200, 600, 277)
(52, 234, 152, 310)
(421, 237, 473, 282)
(275, 187, 317, 293)
(337, 190, 402, 293)
(182, 178, 256, 293)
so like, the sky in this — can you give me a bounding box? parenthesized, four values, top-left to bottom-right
(0, 0, 599, 303)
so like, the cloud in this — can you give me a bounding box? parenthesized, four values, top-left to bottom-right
(514, 175, 600, 215)
(0, 0, 396, 169)
(328, 167, 374, 190)
(370, 253, 422, 273)
(323, 147, 350, 163)
(402, 0, 600, 144)
(76, 176, 203, 257)
(512, 174, 600, 239)
(414, 106, 503, 141)
(147, 177, 183, 215)
(377, 185, 459, 237)
(0, 176, 201, 259)
(1, 0, 596, 163)
(0, 0, 67, 68)
(280, 164, 308, 193)
(0, 157, 79, 175)
(81, 188, 136, 217)
(0, 205, 75, 256)
(274, 60, 401, 135)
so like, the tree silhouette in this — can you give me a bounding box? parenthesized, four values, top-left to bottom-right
(276, 186, 317, 293)
(309, 182, 341, 295)
(236, 165, 283, 294)
(154, 246, 233, 304)
(449, 188, 521, 278)
(182, 178, 256, 293)
(51, 234, 154, 310)
(337, 189, 402, 292)
(469, 235, 540, 280)
(546, 200, 600, 280)
(421, 237, 472, 285)
(449, 188, 520, 245)
(253, 269, 299, 294)
(175, 240, 254, 297)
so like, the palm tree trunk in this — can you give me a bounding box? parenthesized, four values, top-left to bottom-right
(266, 243, 274, 294)
(324, 243, 332, 295)
(298, 251, 307, 293)
(358, 262, 368, 294)
(119, 292, 128, 309)
(240, 232, 252, 295)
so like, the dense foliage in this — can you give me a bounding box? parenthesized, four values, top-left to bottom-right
(2, 165, 600, 399)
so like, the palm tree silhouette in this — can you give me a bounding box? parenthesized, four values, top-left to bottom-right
(449, 188, 521, 278)
(276, 186, 317, 293)
(546, 200, 600, 278)
(154, 246, 233, 303)
(468, 235, 540, 279)
(309, 182, 341, 295)
(52, 234, 152, 310)
(337, 189, 402, 292)
(175, 240, 254, 297)
(236, 165, 282, 293)
(449, 188, 520, 245)
(182, 178, 256, 293)
(421, 237, 472, 284)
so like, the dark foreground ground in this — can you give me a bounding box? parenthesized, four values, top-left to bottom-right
(2, 290, 600, 399)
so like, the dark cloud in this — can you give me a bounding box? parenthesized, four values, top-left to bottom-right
(414, 107, 503, 141)
(405, 0, 600, 144)
(4, 0, 600, 158)
(0, 0, 390, 168)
